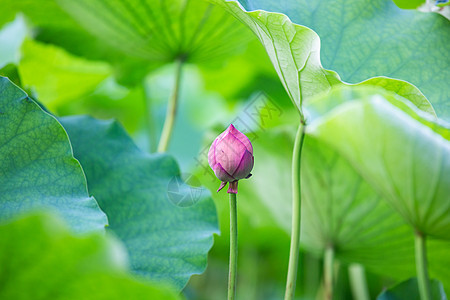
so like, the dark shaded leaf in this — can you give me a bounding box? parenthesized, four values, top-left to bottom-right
(60, 116, 219, 290)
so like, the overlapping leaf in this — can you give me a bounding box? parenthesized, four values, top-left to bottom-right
(301, 136, 450, 291)
(299, 110, 418, 281)
(306, 86, 450, 239)
(60, 116, 219, 290)
(301, 137, 414, 261)
(0, 77, 107, 234)
(302, 86, 450, 291)
(227, 0, 450, 120)
(0, 213, 180, 300)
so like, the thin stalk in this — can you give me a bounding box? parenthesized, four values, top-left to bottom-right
(142, 79, 157, 153)
(228, 193, 238, 300)
(415, 232, 431, 300)
(324, 246, 335, 300)
(157, 58, 184, 152)
(348, 264, 370, 300)
(284, 122, 306, 300)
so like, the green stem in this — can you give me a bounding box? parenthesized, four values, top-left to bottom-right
(142, 79, 157, 153)
(157, 58, 184, 153)
(228, 193, 238, 300)
(348, 264, 370, 300)
(284, 122, 306, 300)
(415, 232, 431, 300)
(324, 246, 334, 300)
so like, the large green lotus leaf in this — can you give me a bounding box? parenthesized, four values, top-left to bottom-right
(300, 136, 439, 285)
(60, 116, 219, 290)
(0, 76, 107, 234)
(210, 0, 441, 121)
(301, 137, 413, 259)
(306, 86, 450, 239)
(18, 39, 111, 109)
(230, 0, 450, 121)
(301, 135, 446, 294)
(1, 0, 256, 87)
(210, 0, 340, 114)
(56, 0, 252, 65)
(303, 87, 450, 290)
(0, 212, 180, 300)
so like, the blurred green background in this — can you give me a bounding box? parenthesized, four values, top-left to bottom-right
(1, 0, 449, 299)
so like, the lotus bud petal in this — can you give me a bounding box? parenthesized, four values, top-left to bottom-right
(208, 124, 254, 194)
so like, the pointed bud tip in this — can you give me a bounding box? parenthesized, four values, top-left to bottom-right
(227, 124, 236, 133)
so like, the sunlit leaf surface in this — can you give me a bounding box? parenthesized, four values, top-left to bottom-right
(232, 0, 450, 120)
(18, 39, 111, 109)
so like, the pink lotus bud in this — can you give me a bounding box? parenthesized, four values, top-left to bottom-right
(208, 124, 254, 194)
